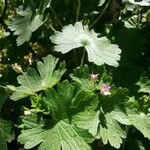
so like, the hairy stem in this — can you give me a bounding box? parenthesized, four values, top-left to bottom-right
(50, 6, 63, 27)
(0, 0, 7, 27)
(49, 23, 56, 32)
(76, 0, 81, 21)
(39, 0, 44, 14)
(122, 126, 130, 150)
(80, 49, 86, 66)
(0, 85, 6, 89)
(2, 0, 7, 18)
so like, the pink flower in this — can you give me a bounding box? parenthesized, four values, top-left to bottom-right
(101, 84, 111, 96)
(90, 73, 99, 82)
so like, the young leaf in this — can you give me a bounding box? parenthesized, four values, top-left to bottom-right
(136, 76, 150, 94)
(0, 118, 15, 150)
(98, 113, 126, 149)
(43, 81, 75, 120)
(73, 110, 100, 137)
(43, 80, 95, 120)
(18, 119, 91, 150)
(128, 112, 150, 140)
(70, 65, 95, 92)
(70, 65, 112, 93)
(9, 7, 43, 46)
(97, 88, 128, 148)
(114, 96, 150, 140)
(72, 91, 99, 137)
(10, 55, 66, 101)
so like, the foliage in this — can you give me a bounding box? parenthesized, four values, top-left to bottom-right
(0, 0, 150, 150)
(10, 54, 66, 101)
(0, 118, 15, 150)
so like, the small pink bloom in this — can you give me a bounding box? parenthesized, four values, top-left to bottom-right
(90, 73, 99, 82)
(101, 84, 111, 95)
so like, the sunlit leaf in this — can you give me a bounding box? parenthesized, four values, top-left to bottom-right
(10, 55, 66, 101)
(50, 22, 121, 67)
(136, 76, 150, 94)
(18, 116, 91, 150)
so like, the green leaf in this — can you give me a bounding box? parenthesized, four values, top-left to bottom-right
(10, 55, 66, 101)
(43, 80, 95, 120)
(0, 118, 15, 150)
(9, 7, 44, 46)
(73, 110, 100, 137)
(97, 88, 129, 148)
(0, 132, 7, 150)
(114, 96, 150, 140)
(128, 111, 150, 140)
(136, 76, 150, 94)
(0, 88, 8, 111)
(73, 87, 129, 148)
(18, 119, 91, 150)
(111, 110, 131, 125)
(72, 91, 99, 137)
(19, 113, 44, 129)
(101, 88, 129, 113)
(75, 128, 95, 144)
(43, 81, 75, 119)
(70, 65, 111, 92)
(70, 65, 95, 92)
(98, 113, 126, 149)
(18, 81, 94, 149)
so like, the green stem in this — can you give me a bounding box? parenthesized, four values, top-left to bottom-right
(73, 50, 78, 66)
(2, 0, 7, 18)
(102, 65, 106, 73)
(80, 49, 86, 66)
(0, 85, 6, 89)
(50, 6, 63, 27)
(49, 23, 56, 32)
(74, 0, 81, 66)
(90, 0, 111, 28)
(39, 0, 44, 14)
(136, 6, 142, 29)
(76, 0, 81, 21)
(122, 126, 130, 150)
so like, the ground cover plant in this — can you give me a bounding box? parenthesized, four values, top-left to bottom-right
(0, 0, 150, 149)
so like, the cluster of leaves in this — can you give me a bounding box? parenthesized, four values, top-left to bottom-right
(0, 0, 150, 150)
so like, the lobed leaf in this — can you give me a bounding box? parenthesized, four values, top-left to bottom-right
(0, 118, 15, 150)
(9, 7, 44, 45)
(10, 55, 66, 101)
(18, 119, 91, 150)
(136, 76, 150, 94)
